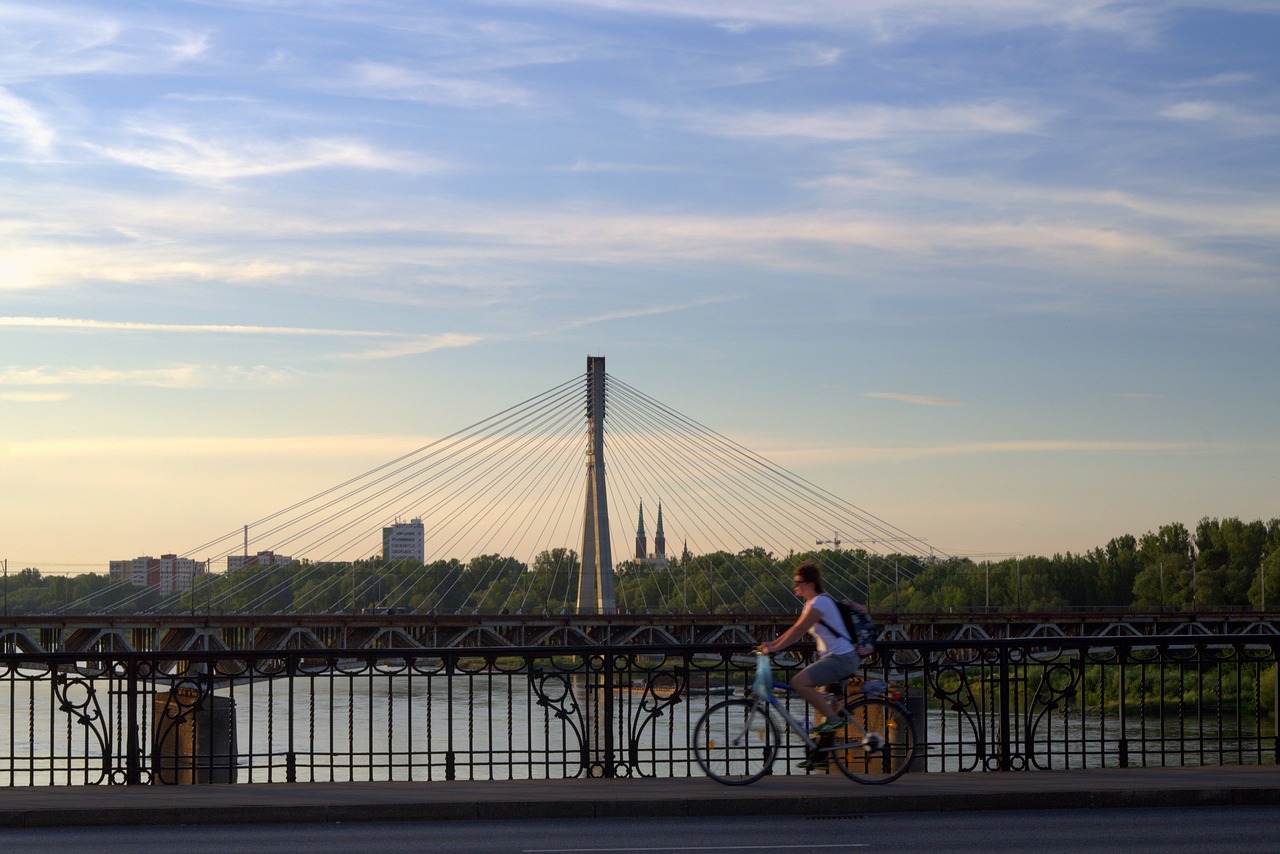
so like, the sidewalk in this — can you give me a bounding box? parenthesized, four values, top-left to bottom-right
(1, 766, 1276, 828)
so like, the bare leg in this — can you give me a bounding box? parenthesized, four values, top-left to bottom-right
(791, 671, 843, 720)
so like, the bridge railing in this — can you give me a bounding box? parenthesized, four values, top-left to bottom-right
(1, 636, 1275, 786)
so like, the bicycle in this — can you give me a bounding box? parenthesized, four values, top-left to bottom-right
(693, 653, 915, 785)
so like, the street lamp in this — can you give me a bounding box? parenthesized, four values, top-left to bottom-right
(1261, 550, 1269, 612)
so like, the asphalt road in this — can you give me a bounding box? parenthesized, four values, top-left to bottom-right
(4, 805, 1279, 854)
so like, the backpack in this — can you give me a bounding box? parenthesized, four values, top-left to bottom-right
(819, 594, 878, 656)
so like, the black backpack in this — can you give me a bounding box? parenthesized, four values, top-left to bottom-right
(819, 595, 878, 654)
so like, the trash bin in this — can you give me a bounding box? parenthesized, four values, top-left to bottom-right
(152, 687, 237, 784)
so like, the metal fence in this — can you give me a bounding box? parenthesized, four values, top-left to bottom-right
(1, 636, 1276, 786)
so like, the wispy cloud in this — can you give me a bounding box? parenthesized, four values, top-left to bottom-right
(86, 126, 441, 180)
(769, 438, 1253, 466)
(670, 101, 1045, 142)
(556, 159, 685, 173)
(1160, 100, 1279, 134)
(489, 0, 1178, 41)
(864, 392, 963, 407)
(0, 317, 398, 337)
(0, 86, 54, 156)
(346, 61, 534, 108)
(0, 5, 208, 82)
(0, 317, 483, 363)
(0, 390, 71, 402)
(0, 365, 302, 389)
(558, 297, 733, 331)
(2, 433, 440, 459)
(336, 333, 484, 360)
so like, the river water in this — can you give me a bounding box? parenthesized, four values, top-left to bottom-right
(2, 668, 1272, 786)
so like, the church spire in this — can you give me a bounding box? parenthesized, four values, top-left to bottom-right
(654, 501, 666, 560)
(635, 501, 647, 560)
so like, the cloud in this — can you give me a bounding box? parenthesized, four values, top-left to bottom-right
(1162, 101, 1219, 121)
(0, 86, 54, 156)
(337, 333, 484, 360)
(347, 61, 534, 108)
(0, 4, 208, 82)
(864, 392, 963, 407)
(556, 159, 685, 173)
(671, 102, 1045, 142)
(0, 317, 483, 363)
(1160, 100, 1279, 134)
(86, 126, 442, 180)
(768, 438, 1254, 466)
(557, 297, 732, 332)
(487, 0, 1174, 41)
(0, 365, 302, 390)
(1, 433, 441, 460)
(0, 316, 398, 338)
(0, 390, 70, 402)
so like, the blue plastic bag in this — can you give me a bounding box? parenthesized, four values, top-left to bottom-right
(752, 654, 773, 701)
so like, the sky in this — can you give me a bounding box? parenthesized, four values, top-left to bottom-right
(2, 0, 1278, 574)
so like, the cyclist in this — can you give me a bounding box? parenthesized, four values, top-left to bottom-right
(758, 560, 863, 769)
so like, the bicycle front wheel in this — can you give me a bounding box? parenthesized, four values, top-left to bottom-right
(692, 698, 779, 785)
(830, 697, 915, 784)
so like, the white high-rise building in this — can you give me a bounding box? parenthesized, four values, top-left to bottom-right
(109, 554, 206, 594)
(383, 518, 425, 563)
(226, 550, 293, 571)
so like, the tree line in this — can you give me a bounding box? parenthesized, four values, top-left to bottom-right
(3, 516, 1278, 615)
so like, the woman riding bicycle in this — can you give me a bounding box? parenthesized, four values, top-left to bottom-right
(759, 561, 863, 745)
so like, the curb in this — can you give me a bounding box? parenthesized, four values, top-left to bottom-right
(1, 768, 1277, 829)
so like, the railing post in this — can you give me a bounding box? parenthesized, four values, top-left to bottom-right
(603, 653, 615, 778)
(1273, 643, 1279, 766)
(1117, 645, 1129, 768)
(125, 656, 142, 785)
(286, 656, 297, 783)
(998, 645, 1011, 771)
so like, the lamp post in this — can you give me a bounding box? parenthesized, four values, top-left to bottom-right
(1261, 550, 1269, 612)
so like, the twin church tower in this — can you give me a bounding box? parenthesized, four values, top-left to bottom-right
(633, 500, 667, 567)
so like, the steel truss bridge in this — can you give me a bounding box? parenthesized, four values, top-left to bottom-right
(3, 610, 1278, 654)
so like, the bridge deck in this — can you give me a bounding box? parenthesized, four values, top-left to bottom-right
(2, 611, 1278, 653)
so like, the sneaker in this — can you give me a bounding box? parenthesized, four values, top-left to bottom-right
(808, 714, 848, 737)
(796, 755, 830, 771)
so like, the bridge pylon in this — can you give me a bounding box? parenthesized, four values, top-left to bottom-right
(577, 356, 615, 614)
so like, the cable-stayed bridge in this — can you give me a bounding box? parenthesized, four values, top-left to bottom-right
(7, 356, 1277, 653)
(63, 356, 936, 618)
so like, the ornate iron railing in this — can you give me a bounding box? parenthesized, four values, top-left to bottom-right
(1, 636, 1275, 785)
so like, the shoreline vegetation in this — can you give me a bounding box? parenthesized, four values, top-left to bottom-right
(4, 516, 1278, 616)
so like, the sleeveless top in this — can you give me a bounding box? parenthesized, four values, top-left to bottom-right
(805, 594, 856, 658)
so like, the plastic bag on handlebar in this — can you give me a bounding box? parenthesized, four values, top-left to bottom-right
(752, 655, 773, 701)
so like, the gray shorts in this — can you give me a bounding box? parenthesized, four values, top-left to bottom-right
(800, 651, 861, 690)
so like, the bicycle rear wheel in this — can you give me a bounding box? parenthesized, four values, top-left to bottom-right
(830, 697, 915, 784)
(692, 698, 779, 785)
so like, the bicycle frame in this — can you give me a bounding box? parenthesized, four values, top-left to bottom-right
(753, 677, 884, 755)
